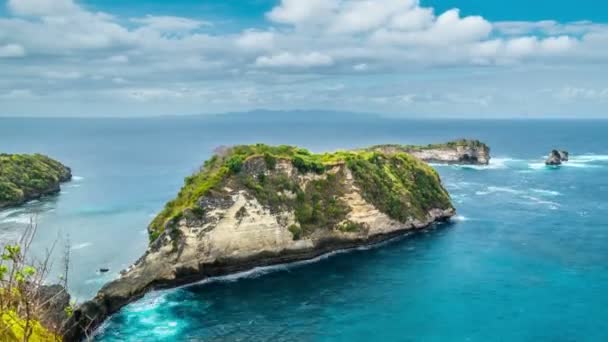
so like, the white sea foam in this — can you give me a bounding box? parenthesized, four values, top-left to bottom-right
(569, 154, 608, 163)
(457, 157, 515, 170)
(531, 189, 561, 196)
(528, 162, 547, 170)
(452, 215, 469, 222)
(432, 157, 520, 171)
(476, 186, 521, 196)
(0, 208, 23, 219)
(0, 215, 32, 225)
(521, 195, 560, 209)
(527, 154, 607, 170)
(72, 242, 92, 250)
(72, 176, 84, 181)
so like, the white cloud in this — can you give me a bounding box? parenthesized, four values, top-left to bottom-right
(236, 30, 275, 51)
(540, 36, 576, 54)
(0, 43, 26, 57)
(0, 0, 606, 117)
(266, 0, 338, 26)
(329, 0, 415, 34)
(7, 0, 79, 17)
(256, 52, 334, 68)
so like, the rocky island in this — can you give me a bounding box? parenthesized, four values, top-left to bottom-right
(0, 153, 72, 208)
(368, 139, 490, 165)
(64, 143, 461, 340)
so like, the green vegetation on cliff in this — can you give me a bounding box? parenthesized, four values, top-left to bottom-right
(0, 154, 71, 208)
(148, 144, 452, 241)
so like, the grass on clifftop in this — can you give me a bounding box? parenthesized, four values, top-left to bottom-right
(0, 154, 71, 207)
(148, 144, 453, 241)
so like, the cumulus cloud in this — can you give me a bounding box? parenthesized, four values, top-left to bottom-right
(7, 0, 79, 16)
(236, 30, 275, 51)
(0, 0, 607, 116)
(266, 0, 338, 26)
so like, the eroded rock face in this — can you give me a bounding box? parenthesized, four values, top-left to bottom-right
(64, 147, 455, 341)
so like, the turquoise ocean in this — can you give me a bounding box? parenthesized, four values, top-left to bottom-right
(1, 116, 607, 341)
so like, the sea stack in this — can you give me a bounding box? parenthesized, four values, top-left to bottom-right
(545, 149, 569, 165)
(64, 144, 456, 340)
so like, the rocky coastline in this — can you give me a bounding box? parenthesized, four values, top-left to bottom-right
(63, 142, 488, 341)
(0, 153, 72, 209)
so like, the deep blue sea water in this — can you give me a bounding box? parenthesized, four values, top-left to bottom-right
(1, 117, 607, 341)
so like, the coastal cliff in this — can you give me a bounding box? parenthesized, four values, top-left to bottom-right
(369, 139, 490, 165)
(64, 144, 454, 340)
(0, 154, 72, 208)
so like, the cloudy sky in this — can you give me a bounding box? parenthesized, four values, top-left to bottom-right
(1, 0, 607, 117)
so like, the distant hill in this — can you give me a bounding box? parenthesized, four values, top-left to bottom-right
(195, 110, 386, 123)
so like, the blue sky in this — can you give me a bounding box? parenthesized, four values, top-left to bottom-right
(1, 0, 607, 117)
(78, 0, 608, 23)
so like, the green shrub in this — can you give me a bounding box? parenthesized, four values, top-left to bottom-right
(288, 224, 303, 240)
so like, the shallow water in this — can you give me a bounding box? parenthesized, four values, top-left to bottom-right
(1, 117, 607, 340)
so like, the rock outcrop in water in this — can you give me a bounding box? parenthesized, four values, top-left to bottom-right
(0, 154, 72, 208)
(368, 139, 490, 165)
(63, 144, 456, 341)
(545, 150, 569, 166)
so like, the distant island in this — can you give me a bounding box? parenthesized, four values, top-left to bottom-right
(0, 153, 72, 209)
(64, 140, 490, 340)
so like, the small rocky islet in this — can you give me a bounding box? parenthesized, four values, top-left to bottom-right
(545, 149, 569, 166)
(63, 139, 490, 340)
(0, 153, 72, 209)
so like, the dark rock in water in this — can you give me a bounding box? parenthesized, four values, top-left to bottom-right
(99, 268, 110, 273)
(545, 149, 569, 165)
(546, 150, 562, 165)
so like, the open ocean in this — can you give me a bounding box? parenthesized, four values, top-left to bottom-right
(1, 116, 607, 341)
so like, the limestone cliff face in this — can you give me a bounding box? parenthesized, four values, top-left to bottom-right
(64, 145, 454, 341)
(370, 139, 491, 165)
